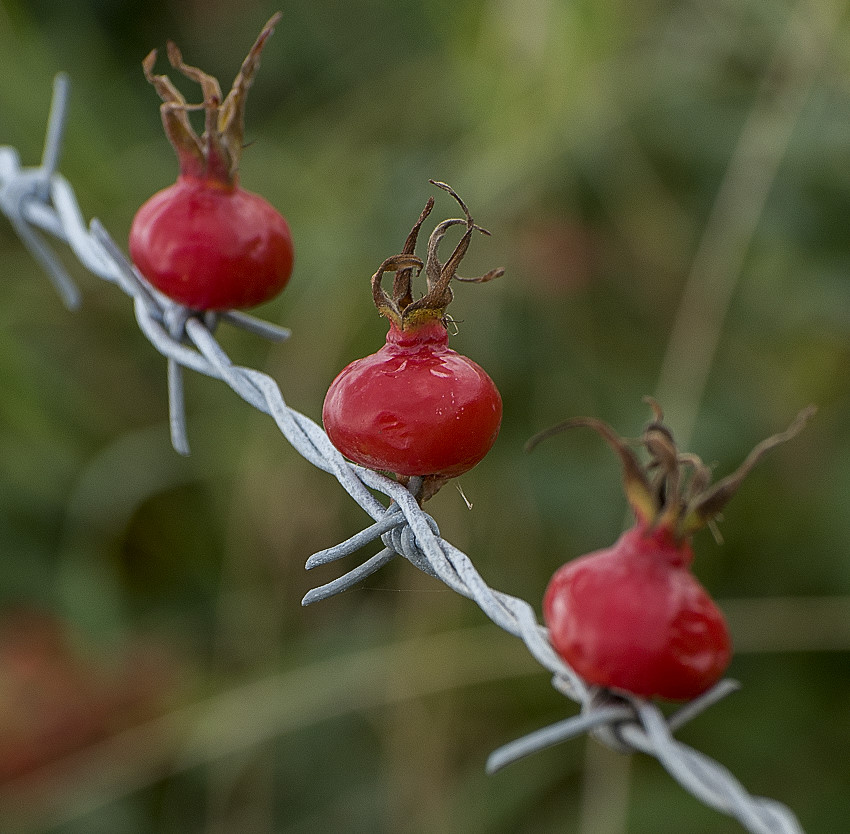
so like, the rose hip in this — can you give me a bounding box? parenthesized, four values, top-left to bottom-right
(129, 14, 293, 311)
(532, 402, 814, 700)
(323, 182, 503, 501)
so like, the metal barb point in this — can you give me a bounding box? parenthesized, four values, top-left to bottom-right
(0, 73, 81, 310)
(39, 73, 71, 197)
(486, 704, 634, 774)
(302, 479, 441, 602)
(301, 547, 397, 606)
(305, 510, 405, 569)
(165, 307, 193, 455)
(221, 310, 292, 342)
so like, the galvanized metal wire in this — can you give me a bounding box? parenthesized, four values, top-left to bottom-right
(0, 75, 804, 834)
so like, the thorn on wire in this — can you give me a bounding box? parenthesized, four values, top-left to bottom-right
(39, 73, 71, 197)
(221, 309, 291, 342)
(158, 301, 295, 456)
(302, 547, 397, 605)
(165, 307, 192, 455)
(305, 510, 405, 569)
(666, 678, 740, 732)
(301, 508, 407, 604)
(486, 678, 741, 774)
(486, 704, 634, 774)
(159, 306, 293, 456)
(302, 479, 440, 604)
(7, 209, 81, 310)
(0, 73, 81, 309)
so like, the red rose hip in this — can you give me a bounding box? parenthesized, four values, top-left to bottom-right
(543, 525, 731, 700)
(323, 319, 501, 479)
(129, 14, 294, 311)
(323, 182, 503, 500)
(532, 402, 814, 700)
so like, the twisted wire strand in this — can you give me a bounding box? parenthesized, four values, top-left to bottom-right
(0, 76, 805, 834)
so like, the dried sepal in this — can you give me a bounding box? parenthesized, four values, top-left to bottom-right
(371, 254, 424, 323)
(142, 49, 206, 178)
(371, 181, 504, 330)
(217, 12, 281, 172)
(166, 42, 223, 105)
(528, 402, 816, 541)
(679, 405, 816, 537)
(163, 41, 230, 181)
(392, 197, 434, 310)
(525, 417, 658, 526)
(142, 13, 281, 182)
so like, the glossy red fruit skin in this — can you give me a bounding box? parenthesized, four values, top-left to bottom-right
(129, 175, 294, 311)
(322, 319, 502, 478)
(543, 525, 731, 701)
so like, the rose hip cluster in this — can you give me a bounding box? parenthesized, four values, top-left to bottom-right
(130, 15, 813, 705)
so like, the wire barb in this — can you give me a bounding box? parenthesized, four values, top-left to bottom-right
(0, 74, 80, 309)
(0, 75, 807, 834)
(302, 478, 443, 605)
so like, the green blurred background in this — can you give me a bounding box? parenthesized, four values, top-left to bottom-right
(1, 0, 849, 831)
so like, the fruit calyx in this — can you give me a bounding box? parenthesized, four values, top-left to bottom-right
(385, 318, 449, 348)
(371, 181, 504, 332)
(619, 521, 695, 569)
(527, 400, 816, 542)
(142, 12, 281, 185)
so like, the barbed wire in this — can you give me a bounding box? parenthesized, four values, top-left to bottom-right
(0, 75, 804, 834)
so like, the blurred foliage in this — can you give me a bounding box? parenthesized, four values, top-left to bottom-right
(1, 0, 849, 831)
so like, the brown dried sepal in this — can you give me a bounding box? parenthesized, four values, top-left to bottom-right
(142, 12, 281, 183)
(526, 400, 816, 540)
(397, 474, 450, 505)
(372, 181, 504, 331)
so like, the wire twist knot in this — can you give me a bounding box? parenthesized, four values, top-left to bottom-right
(381, 511, 440, 577)
(584, 688, 638, 755)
